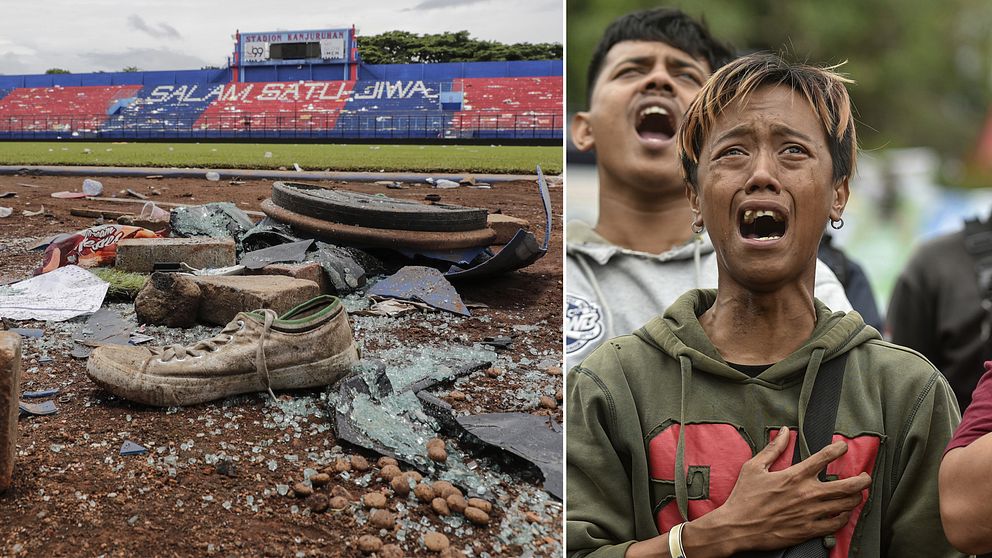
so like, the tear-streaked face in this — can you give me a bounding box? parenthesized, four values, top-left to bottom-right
(688, 84, 849, 290)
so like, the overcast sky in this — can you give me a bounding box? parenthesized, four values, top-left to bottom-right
(0, 0, 563, 75)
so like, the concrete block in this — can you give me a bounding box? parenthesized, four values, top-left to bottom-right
(0, 332, 21, 493)
(191, 275, 321, 325)
(486, 214, 531, 245)
(247, 262, 330, 294)
(134, 272, 202, 327)
(115, 238, 236, 272)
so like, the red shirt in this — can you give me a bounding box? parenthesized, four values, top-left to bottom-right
(946, 360, 992, 453)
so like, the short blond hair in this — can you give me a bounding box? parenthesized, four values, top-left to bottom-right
(678, 52, 857, 189)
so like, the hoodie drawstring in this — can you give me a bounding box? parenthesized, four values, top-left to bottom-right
(576, 253, 616, 340)
(795, 347, 826, 460)
(675, 355, 693, 521)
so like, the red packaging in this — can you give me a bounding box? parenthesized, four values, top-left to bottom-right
(36, 225, 160, 274)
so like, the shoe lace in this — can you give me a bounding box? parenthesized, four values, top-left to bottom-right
(151, 309, 279, 401)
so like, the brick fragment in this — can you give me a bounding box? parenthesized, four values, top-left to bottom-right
(115, 238, 236, 272)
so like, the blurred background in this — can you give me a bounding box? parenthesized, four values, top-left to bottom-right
(566, 0, 992, 312)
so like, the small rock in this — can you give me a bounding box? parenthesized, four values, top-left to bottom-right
(377, 456, 398, 468)
(426, 438, 445, 450)
(292, 482, 313, 497)
(351, 455, 371, 471)
(446, 493, 467, 514)
(525, 511, 543, 523)
(379, 464, 402, 482)
(556, 388, 563, 402)
(485, 367, 501, 378)
(310, 473, 331, 487)
(423, 531, 449, 552)
(448, 390, 467, 401)
(370, 508, 396, 529)
(547, 366, 562, 376)
(215, 458, 237, 477)
(464, 506, 490, 525)
(414, 482, 435, 503)
(431, 497, 450, 516)
(306, 494, 329, 513)
(539, 395, 557, 409)
(331, 486, 354, 500)
(467, 498, 492, 513)
(358, 535, 383, 554)
(363, 491, 387, 509)
(380, 544, 404, 558)
(406, 471, 423, 483)
(439, 548, 465, 558)
(427, 445, 448, 463)
(334, 457, 352, 473)
(432, 481, 459, 499)
(391, 474, 412, 497)
(328, 496, 349, 510)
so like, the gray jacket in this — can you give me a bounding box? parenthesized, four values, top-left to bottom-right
(566, 220, 854, 371)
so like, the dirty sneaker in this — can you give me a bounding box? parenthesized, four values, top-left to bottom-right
(87, 295, 360, 406)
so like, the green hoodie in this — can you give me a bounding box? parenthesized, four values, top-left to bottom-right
(566, 289, 962, 558)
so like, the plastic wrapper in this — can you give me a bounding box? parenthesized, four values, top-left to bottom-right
(36, 224, 160, 274)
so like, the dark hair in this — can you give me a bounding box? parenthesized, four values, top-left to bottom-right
(586, 8, 735, 106)
(678, 52, 857, 189)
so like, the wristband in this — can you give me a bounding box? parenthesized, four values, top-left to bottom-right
(668, 521, 687, 558)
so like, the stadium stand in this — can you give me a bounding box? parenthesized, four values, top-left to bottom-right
(0, 61, 562, 141)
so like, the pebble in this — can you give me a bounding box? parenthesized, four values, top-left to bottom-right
(333, 458, 352, 473)
(432, 481, 457, 499)
(539, 395, 557, 409)
(525, 511, 543, 523)
(370, 508, 396, 529)
(439, 548, 465, 558)
(391, 474, 412, 497)
(351, 455, 371, 471)
(363, 491, 387, 509)
(379, 464, 402, 482)
(377, 456, 398, 468)
(426, 438, 445, 450)
(446, 494, 468, 514)
(427, 445, 448, 463)
(358, 535, 383, 554)
(431, 497, 450, 516)
(331, 486, 354, 500)
(547, 366, 562, 376)
(310, 473, 331, 487)
(464, 506, 490, 525)
(556, 388, 563, 402)
(467, 498, 492, 513)
(292, 482, 313, 497)
(380, 544, 404, 558)
(306, 494, 329, 513)
(423, 531, 449, 552)
(485, 368, 501, 378)
(448, 390, 467, 401)
(406, 471, 423, 483)
(414, 482, 435, 502)
(328, 496, 349, 510)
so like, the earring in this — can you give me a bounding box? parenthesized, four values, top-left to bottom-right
(691, 222, 704, 234)
(830, 218, 844, 230)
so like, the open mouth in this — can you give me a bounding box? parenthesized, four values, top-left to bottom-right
(636, 106, 676, 142)
(739, 209, 787, 241)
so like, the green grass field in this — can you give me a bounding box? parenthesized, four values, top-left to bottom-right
(0, 142, 562, 175)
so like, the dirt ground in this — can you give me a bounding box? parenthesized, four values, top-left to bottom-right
(0, 173, 563, 557)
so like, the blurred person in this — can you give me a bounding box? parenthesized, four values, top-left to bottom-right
(565, 8, 852, 372)
(888, 214, 992, 409)
(567, 53, 962, 558)
(818, 233, 884, 331)
(940, 360, 992, 556)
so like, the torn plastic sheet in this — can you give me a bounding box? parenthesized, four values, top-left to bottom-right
(445, 166, 552, 280)
(240, 239, 313, 270)
(369, 266, 470, 316)
(170, 202, 254, 240)
(352, 298, 429, 318)
(0, 265, 108, 322)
